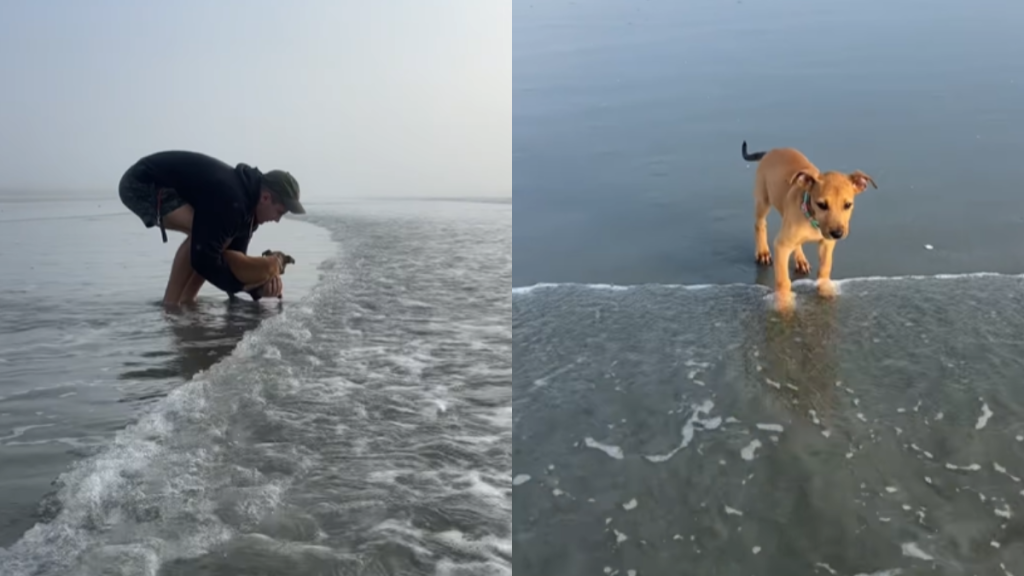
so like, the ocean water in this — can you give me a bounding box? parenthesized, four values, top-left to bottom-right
(514, 0, 1024, 287)
(513, 0, 1024, 574)
(0, 196, 511, 576)
(513, 279, 1024, 575)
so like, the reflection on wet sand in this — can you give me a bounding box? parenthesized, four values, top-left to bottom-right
(27, 298, 285, 534)
(117, 299, 283, 403)
(514, 278, 1024, 575)
(758, 296, 843, 421)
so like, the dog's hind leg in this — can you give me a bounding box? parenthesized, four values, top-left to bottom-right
(754, 177, 772, 265)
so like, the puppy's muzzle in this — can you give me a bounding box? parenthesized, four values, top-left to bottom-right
(828, 228, 845, 240)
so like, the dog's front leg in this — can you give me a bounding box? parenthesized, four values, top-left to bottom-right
(772, 239, 796, 310)
(817, 240, 837, 298)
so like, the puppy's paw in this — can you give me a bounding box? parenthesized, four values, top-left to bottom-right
(755, 249, 773, 266)
(794, 255, 811, 275)
(774, 291, 796, 315)
(817, 280, 837, 299)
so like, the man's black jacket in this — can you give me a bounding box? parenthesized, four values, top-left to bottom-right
(133, 150, 265, 300)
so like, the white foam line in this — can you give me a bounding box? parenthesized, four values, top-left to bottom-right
(946, 462, 982, 472)
(901, 542, 934, 561)
(976, 401, 994, 430)
(643, 400, 720, 463)
(995, 503, 1012, 519)
(740, 439, 762, 461)
(724, 505, 743, 516)
(511, 271, 1024, 296)
(513, 282, 749, 295)
(584, 437, 624, 460)
(994, 462, 1021, 482)
(0, 424, 55, 442)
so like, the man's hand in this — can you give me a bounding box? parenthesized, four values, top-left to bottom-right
(260, 276, 284, 299)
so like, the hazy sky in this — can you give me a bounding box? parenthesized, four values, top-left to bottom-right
(0, 0, 509, 200)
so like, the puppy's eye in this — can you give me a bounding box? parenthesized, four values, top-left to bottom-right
(843, 202, 853, 210)
(816, 201, 828, 211)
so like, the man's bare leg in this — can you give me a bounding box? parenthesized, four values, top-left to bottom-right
(163, 237, 195, 305)
(178, 272, 207, 305)
(160, 205, 196, 306)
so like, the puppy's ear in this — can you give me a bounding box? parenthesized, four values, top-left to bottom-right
(849, 170, 877, 193)
(789, 170, 819, 188)
(262, 249, 273, 257)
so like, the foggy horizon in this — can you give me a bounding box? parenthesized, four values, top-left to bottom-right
(0, 0, 510, 201)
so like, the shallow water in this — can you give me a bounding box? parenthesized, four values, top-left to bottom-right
(0, 196, 333, 549)
(0, 197, 511, 576)
(512, 2, 1024, 570)
(513, 0, 1024, 288)
(513, 278, 1024, 575)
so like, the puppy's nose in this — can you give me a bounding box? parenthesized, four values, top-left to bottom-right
(829, 228, 845, 239)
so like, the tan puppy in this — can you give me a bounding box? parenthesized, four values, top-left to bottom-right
(742, 141, 877, 309)
(222, 249, 296, 292)
(261, 249, 296, 273)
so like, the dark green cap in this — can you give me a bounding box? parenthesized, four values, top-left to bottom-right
(262, 170, 305, 214)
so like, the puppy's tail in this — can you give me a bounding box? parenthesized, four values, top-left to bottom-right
(741, 141, 766, 162)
